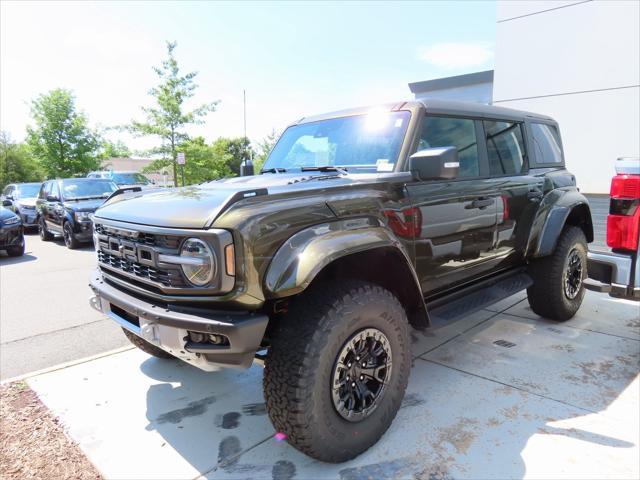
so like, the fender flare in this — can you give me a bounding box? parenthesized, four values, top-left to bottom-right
(530, 190, 593, 258)
(263, 218, 428, 324)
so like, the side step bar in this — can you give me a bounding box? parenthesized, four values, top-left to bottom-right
(427, 270, 532, 322)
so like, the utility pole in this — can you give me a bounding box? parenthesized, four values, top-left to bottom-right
(243, 89, 247, 141)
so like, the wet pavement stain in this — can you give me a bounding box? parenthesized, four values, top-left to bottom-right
(154, 395, 216, 424)
(215, 411, 241, 429)
(218, 435, 242, 469)
(272, 460, 296, 480)
(242, 402, 267, 416)
(401, 392, 426, 409)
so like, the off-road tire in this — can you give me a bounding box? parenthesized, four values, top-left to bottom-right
(63, 221, 80, 249)
(121, 327, 174, 359)
(527, 226, 587, 321)
(39, 217, 53, 241)
(263, 280, 411, 463)
(6, 242, 24, 257)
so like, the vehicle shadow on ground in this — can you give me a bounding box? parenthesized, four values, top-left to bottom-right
(51, 237, 95, 252)
(140, 309, 640, 479)
(0, 252, 38, 264)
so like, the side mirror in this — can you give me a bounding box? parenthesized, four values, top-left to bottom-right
(240, 159, 254, 176)
(2, 199, 12, 207)
(46, 195, 60, 202)
(409, 146, 460, 181)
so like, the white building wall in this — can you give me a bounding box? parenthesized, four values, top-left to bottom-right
(493, 0, 640, 193)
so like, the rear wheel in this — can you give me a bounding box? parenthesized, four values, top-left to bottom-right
(121, 328, 174, 359)
(263, 280, 410, 463)
(39, 217, 53, 241)
(527, 226, 587, 321)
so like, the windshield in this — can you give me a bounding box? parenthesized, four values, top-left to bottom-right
(61, 180, 117, 200)
(111, 172, 150, 185)
(15, 183, 41, 198)
(263, 110, 410, 173)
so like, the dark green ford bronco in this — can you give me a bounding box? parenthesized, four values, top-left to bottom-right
(89, 99, 593, 462)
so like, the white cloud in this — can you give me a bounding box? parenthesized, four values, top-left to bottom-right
(420, 42, 493, 70)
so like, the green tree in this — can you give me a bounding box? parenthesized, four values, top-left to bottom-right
(254, 129, 280, 173)
(129, 41, 218, 186)
(211, 137, 253, 176)
(0, 132, 45, 189)
(26, 89, 101, 178)
(143, 137, 232, 185)
(100, 139, 131, 159)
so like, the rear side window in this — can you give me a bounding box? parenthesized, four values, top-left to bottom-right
(419, 116, 480, 178)
(531, 123, 563, 164)
(484, 120, 525, 175)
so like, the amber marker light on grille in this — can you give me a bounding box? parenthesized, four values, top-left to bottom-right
(225, 244, 235, 276)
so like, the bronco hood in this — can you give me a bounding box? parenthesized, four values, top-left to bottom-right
(94, 172, 399, 229)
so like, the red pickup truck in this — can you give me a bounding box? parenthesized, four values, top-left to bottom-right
(586, 157, 640, 300)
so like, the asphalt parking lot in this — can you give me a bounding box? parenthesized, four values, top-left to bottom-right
(0, 233, 128, 380)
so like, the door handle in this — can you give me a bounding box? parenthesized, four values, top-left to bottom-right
(465, 198, 495, 209)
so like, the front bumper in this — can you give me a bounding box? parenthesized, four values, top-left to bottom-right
(74, 221, 94, 242)
(89, 269, 269, 369)
(585, 250, 640, 301)
(19, 210, 37, 227)
(0, 224, 24, 249)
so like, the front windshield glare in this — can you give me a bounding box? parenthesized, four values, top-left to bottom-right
(16, 184, 41, 198)
(263, 110, 410, 173)
(62, 181, 117, 200)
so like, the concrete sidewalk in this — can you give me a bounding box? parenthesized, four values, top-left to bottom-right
(27, 291, 639, 479)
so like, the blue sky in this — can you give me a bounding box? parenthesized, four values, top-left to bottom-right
(1, 1, 496, 151)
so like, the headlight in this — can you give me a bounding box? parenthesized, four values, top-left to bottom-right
(180, 238, 215, 286)
(2, 216, 20, 226)
(75, 211, 93, 222)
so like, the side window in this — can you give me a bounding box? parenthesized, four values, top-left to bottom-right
(484, 120, 525, 175)
(39, 182, 50, 199)
(51, 182, 60, 200)
(3, 185, 13, 196)
(419, 116, 480, 178)
(531, 123, 563, 164)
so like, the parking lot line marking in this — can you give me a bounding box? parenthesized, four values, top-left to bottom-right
(1, 345, 134, 385)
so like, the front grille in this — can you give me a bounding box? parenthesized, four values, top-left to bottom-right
(98, 250, 186, 287)
(93, 223, 181, 249)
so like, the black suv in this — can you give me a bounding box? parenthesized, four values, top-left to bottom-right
(37, 178, 117, 249)
(89, 100, 593, 462)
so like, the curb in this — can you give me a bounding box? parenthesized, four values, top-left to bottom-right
(1, 345, 135, 385)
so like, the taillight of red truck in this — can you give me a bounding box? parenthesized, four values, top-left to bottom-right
(607, 158, 640, 252)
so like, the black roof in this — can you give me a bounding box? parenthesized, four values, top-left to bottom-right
(409, 70, 494, 94)
(419, 98, 556, 123)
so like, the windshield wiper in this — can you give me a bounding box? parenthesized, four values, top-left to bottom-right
(301, 166, 348, 174)
(66, 195, 106, 201)
(260, 167, 287, 174)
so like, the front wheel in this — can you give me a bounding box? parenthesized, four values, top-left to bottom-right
(263, 280, 410, 463)
(527, 226, 588, 321)
(63, 222, 80, 249)
(6, 241, 24, 257)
